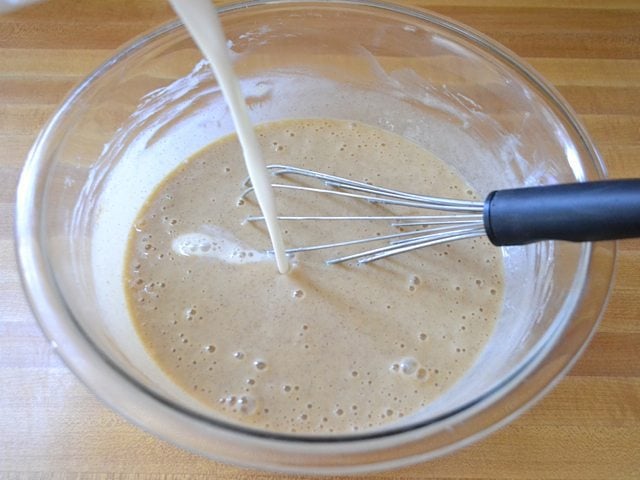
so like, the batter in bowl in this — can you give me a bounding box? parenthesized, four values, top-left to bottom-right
(125, 118, 504, 434)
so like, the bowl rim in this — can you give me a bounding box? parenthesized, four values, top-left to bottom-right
(14, 0, 615, 472)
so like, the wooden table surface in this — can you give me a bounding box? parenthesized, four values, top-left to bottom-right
(1, 1, 639, 478)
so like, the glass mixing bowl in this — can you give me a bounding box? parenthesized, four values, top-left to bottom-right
(15, 0, 615, 474)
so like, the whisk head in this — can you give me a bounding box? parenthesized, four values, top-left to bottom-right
(242, 165, 486, 264)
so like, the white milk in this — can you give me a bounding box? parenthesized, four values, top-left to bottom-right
(168, 0, 289, 273)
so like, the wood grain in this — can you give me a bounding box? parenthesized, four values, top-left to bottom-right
(1, 1, 639, 478)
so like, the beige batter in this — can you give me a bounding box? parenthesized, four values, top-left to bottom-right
(125, 118, 503, 434)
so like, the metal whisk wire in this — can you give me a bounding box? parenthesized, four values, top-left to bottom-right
(242, 165, 486, 264)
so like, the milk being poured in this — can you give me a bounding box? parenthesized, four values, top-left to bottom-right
(168, 0, 289, 273)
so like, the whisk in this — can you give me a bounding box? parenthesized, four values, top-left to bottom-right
(243, 165, 640, 264)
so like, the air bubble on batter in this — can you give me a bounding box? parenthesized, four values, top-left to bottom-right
(219, 394, 258, 415)
(400, 358, 418, 375)
(390, 357, 429, 382)
(184, 307, 197, 320)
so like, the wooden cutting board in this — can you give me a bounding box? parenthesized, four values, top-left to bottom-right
(1, 1, 638, 478)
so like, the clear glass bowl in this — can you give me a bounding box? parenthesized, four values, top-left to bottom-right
(15, 0, 615, 474)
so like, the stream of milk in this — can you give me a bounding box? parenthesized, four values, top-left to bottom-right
(168, 0, 289, 273)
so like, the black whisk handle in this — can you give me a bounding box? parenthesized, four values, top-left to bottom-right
(483, 179, 640, 246)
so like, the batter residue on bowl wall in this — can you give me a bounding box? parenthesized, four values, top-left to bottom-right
(125, 118, 504, 434)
